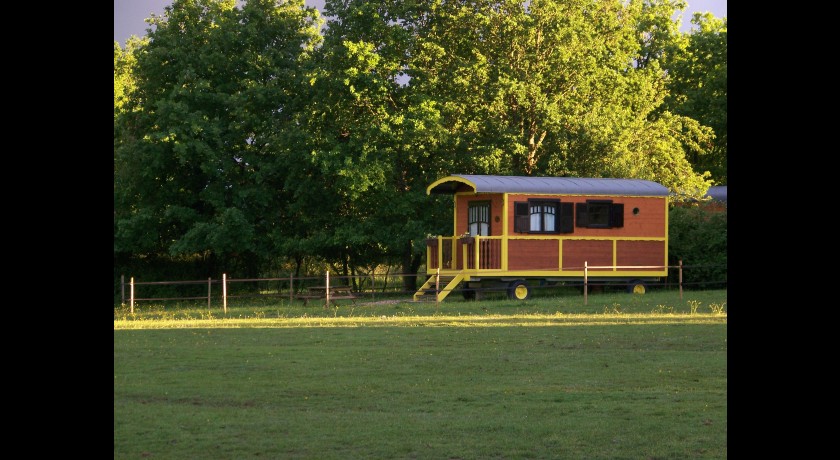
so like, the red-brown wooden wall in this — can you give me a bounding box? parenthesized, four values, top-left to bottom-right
(452, 193, 667, 272)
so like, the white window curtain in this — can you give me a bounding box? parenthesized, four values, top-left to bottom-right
(544, 206, 556, 231)
(530, 205, 541, 231)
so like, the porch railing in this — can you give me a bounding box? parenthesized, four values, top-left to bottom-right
(426, 236, 503, 271)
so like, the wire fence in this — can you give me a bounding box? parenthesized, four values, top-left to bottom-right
(118, 260, 726, 312)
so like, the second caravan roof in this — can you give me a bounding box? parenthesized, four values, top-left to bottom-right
(427, 175, 670, 197)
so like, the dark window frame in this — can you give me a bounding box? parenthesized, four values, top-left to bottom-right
(467, 200, 491, 236)
(575, 200, 624, 229)
(529, 199, 559, 233)
(514, 199, 574, 234)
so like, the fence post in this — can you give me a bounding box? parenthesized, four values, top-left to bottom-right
(223, 273, 227, 314)
(678, 260, 683, 301)
(130, 276, 135, 314)
(121, 274, 125, 305)
(208, 277, 212, 309)
(584, 261, 588, 306)
(289, 273, 294, 304)
(435, 267, 440, 308)
(370, 273, 376, 301)
(325, 271, 330, 309)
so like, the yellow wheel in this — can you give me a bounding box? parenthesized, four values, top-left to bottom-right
(508, 280, 531, 300)
(628, 280, 646, 294)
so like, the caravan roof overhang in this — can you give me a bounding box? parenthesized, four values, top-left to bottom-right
(427, 174, 670, 197)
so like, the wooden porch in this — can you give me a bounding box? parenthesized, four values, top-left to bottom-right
(425, 236, 503, 272)
(424, 235, 668, 277)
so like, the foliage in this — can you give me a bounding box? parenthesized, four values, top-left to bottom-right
(668, 205, 727, 288)
(661, 12, 727, 183)
(633, 0, 688, 69)
(114, 0, 726, 290)
(114, 37, 146, 118)
(404, 0, 713, 200)
(284, 0, 457, 289)
(114, 0, 322, 281)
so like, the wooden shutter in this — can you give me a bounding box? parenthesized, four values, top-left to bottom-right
(514, 202, 529, 233)
(575, 203, 588, 227)
(610, 203, 624, 228)
(560, 202, 574, 233)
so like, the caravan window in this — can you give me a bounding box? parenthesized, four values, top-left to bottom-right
(514, 200, 574, 234)
(530, 201, 556, 232)
(576, 200, 624, 228)
(468, 201, 490, 236)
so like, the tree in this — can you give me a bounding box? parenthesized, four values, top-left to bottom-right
(115, 0, 725, 292)
(279, 0, 454, 290)
(406, 0, 713, 200)
(114, 38, 146, 118)
(662, 12, 727, 184)
(114, 0, 322, 279)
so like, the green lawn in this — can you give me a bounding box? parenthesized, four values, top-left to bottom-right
(114, 289, 727, 459)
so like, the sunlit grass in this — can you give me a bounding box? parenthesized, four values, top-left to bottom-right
(115, 288, 727, 329)
(114, 312, 726, 329)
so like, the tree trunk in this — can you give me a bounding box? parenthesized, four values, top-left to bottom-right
(401, 240, 423, 293)
(293, 255, 303, 278)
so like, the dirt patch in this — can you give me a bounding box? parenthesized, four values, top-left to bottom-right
(356, 299, 414, 306)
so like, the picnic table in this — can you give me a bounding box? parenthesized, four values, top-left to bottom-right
(295, 285, 357, 307)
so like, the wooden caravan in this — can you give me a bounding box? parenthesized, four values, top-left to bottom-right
(413, 175, 670, 302)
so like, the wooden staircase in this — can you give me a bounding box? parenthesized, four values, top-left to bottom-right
(413, 272, 464, 302)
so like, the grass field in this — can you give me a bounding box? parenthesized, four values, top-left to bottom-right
(114, 289, 727, 459)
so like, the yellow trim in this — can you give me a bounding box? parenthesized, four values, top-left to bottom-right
(558, 239, 563, 272)
(452, 195, 458, 236)
(437, 235, 443, 268)
(502, 194, 509, 271)
(426, 193, 670, 281)
(426, 176, 477, 195)
(427, 242, 431, 269)
(412, 272, 466, 302)
(462, 241, 468, 270)
(506, 235, 664, 241)
(664, 196, 669, 269)
(434, 269, 668, 278)
(474, 235, 480, 268)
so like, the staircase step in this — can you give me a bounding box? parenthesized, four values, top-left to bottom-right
(412, 272, 465, 302)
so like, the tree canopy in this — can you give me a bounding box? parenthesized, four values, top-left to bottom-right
(661, 12, 727, 184)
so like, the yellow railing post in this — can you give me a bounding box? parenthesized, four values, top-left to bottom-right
(449, 236, 455, 269)
(474, 235, 480, 271)
(437, 236, 443, 270)
(462, 239, 468, 271)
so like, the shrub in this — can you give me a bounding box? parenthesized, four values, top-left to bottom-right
(668, 206, 727, 289)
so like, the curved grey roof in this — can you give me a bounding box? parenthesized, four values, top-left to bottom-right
(427, 175, 669, 196)
(706, 185, 727, 202)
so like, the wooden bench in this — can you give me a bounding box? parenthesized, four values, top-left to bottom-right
(296, 286, 357, 307)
